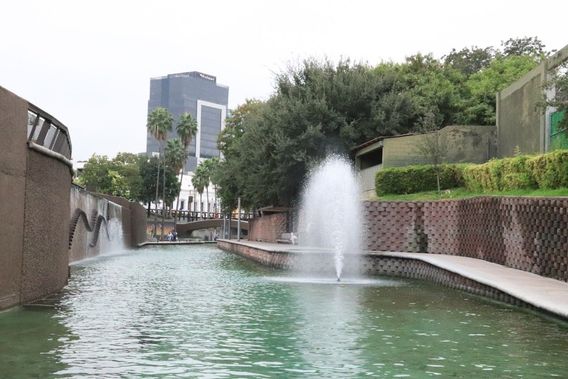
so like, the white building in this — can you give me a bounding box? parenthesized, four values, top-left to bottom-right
(177, 168, 219, 214)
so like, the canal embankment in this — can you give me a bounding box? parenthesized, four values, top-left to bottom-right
(217, 239, 568, 320)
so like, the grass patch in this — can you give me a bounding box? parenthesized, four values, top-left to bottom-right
(371, 187, 568, 202)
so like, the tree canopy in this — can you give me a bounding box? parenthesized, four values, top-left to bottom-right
(76, 153, 143, 200)
(77, 153, 180, 205)
(214, 37, 551, 210)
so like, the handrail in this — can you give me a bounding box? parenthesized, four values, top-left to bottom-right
(26, 107, 72, 160)
(148, 210, 253, 222)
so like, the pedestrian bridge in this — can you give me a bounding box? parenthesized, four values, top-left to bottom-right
(176, 219, 248, 235)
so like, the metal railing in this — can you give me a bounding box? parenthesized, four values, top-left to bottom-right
(26, 105, 72, 160)
(148, 210, 253, 222)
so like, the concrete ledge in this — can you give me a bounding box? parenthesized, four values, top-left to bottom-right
(217, 239, 568, 320)
(375, 252, 568, 319)
(138, 241, 217, 247)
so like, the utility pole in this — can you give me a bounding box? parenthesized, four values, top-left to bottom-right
(153, 153, 160, 240)
(161, 156, 167, 239)
(222, 213, 226, 240)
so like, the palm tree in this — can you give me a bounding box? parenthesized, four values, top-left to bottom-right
(174, 113, 198, 223)
(165, 138, 187, 229)
(200, 158, 220, 214)
(191, 168, 206, 218)
(147, 107, 173, 239)
(206, 157, 221, 213)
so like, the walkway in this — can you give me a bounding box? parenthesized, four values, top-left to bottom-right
(219, 239, 568, 319)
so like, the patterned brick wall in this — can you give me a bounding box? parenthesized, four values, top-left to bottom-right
(363, 201, 426, 253)
(364, 197, 568, 282)
(248, 213, 288, 243)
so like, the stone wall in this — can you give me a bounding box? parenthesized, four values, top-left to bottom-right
(248, 213, 288, 243)
(0, 86, 73, 309)
(363, 198, 568, 282)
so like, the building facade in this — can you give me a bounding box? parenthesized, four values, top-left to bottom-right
(353, 125, 496, 199)
(146, 71, 229, 212)
(146, 71, 229, 171)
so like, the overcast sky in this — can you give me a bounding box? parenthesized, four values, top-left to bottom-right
(2, 0, 566, 162)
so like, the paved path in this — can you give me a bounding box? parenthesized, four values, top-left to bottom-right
(218, 239, 568, 319)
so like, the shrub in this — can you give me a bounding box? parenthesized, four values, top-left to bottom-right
(375, 164, 466, 195)
(462, 155, 537, 192)
(527, 150, 568, 189)
(375, 150, 568, 196)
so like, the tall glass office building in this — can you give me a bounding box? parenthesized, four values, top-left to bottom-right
(146, 71, 229, 172)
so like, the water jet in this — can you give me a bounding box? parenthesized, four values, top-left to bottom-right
(298, 155, 362, 280)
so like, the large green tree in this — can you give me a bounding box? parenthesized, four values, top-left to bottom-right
(138, 157, 180, 215)
(443, 46, 495, 76)
(77, 153, 143, 200)
(462, 55, 538, 125)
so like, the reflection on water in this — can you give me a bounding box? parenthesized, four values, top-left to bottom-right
(1, 245, 568, 377)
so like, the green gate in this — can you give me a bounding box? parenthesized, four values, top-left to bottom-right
(550, 111, 568, 150)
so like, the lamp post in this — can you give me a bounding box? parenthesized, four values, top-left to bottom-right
(237, 197, 241, 241)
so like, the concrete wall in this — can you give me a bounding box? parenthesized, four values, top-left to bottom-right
(69, 188, 148, 263)
(0, 86, 73, 309)
(98, 193, 148, 248)
(0, 87, 27, 309)
(359, 165, 381, 199)
(382, 125, 495, 168)
(496, 65, 546, 157)
(496, 43, 568, 157)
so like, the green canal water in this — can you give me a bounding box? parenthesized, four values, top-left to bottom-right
(1, 245, 568, 378)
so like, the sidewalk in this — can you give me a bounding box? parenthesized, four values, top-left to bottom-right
(219, 239, 568, 319)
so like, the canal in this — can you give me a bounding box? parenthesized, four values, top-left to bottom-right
(1, 245, 567, 378)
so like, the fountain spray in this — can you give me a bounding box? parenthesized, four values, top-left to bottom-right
(298, 155, 362, 280)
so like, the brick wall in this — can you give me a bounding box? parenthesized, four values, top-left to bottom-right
(248, 213, 287, 243)
(364, 197, 568, 282)
(364, 201, 426, 253)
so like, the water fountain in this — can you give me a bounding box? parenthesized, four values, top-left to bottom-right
(297, 155, 363, 280)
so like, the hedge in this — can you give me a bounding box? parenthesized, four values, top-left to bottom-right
(374, 150, 568, 196)
(526, 150, 568, 189)
(375, 164, 466, 195)
(462, 155, 536, 192)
